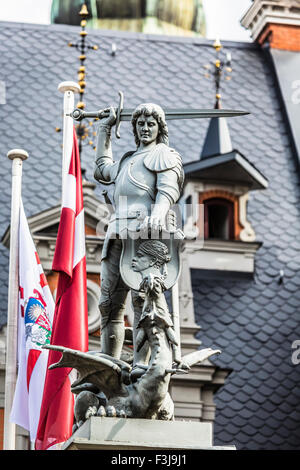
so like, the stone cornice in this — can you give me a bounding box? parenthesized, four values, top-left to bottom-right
(241, 0, 300, 40)
(185, 239, 262, 273)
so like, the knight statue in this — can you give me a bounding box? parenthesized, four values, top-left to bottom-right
(93, 103, 184, 380)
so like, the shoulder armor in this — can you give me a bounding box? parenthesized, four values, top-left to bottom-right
(144, 143, 182, 173)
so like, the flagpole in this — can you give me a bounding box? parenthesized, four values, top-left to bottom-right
(4, 149, 28, 450)
(57, 81, 80, 188)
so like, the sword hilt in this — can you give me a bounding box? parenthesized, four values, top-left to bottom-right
(69, 90, 125, 139)
(70, 108, 110, 121)
(115, 91, 124, 139)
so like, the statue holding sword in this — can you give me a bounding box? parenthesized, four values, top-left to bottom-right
(93, 102, 185, 381)
(46, 94, 246, 423)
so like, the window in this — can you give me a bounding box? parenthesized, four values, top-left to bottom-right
(204, 198, 234, 240)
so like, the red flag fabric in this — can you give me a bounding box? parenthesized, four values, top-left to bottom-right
(35, 127, 88, 450)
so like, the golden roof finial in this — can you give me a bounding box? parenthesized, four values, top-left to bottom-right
(79, 3, 89, 17)
(213, 38, 222, 52)
(203, 38, 232, 109)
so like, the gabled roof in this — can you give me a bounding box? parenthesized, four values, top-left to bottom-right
(187, 96, 269, 189)
(184, 149, 269, 190)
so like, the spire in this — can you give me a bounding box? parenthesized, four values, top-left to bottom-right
(201, 39, 233, 160)
(200, 114, 233, 159)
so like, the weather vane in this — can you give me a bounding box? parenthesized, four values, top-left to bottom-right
(203, 38, 233, 108)
(57, 3, 99, 155)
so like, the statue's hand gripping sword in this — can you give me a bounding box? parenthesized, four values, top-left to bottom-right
(70, 91, 249, 138)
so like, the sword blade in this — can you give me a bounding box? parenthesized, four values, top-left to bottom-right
(166, 108, 249, 120)
(70, 107, 249, 122)
(119, 108, 249, 121)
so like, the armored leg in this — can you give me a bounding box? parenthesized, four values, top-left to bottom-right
(99, 239, 129, 359)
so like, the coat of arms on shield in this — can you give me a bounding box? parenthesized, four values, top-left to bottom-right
(119, 227, 185, 291)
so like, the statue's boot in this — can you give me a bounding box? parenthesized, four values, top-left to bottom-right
(99, 299, 126, 359)
(100, 320, 125, 359)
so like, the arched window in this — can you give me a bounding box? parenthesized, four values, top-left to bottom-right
(204, 198, 234, 240)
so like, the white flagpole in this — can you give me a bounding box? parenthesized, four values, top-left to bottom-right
(4, 149, 28, 450)
(57, 81, 80, 190)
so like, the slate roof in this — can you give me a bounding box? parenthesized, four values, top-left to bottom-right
(0, 21, 300, 450)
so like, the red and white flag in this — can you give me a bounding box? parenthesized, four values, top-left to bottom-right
(35, 127, 88, 450)
(10, 201, 54, 444)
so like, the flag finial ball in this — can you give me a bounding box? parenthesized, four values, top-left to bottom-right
(7, 149, 28, 161)
(58, 81, 81, 94)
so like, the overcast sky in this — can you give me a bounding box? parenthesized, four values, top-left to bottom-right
(0, 0, 253, 41)
(203, 0, 252, 41)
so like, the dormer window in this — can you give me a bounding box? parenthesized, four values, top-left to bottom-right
(204, 198, 234, 240)
(180, 184, 263, 275)
(181, 102, 268, 275)
(200, 190, 240, 240)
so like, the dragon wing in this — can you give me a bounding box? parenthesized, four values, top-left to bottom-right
(43, 345, 130, 399)
(182, 348, 221, 368)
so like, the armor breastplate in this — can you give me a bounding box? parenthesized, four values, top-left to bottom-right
(113, 149, 156, 219)
(100, 144, 182, 260)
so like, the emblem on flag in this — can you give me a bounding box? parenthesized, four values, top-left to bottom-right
(24, 294, 52, 348)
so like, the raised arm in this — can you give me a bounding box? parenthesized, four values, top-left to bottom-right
(94, 107, 117, 183)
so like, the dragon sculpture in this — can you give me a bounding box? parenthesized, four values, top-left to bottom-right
(45, 240, 220, 433)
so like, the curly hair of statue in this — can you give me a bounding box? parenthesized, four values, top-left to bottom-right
(131, 103, 169, 147)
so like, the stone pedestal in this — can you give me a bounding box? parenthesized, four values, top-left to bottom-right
(62, 417, 236, 450)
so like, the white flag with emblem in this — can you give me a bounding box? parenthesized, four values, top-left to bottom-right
(10, 200, 54, 444)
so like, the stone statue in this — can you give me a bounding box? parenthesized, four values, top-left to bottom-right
(44, 101, 221, 431)
(93, 103, 184, 380)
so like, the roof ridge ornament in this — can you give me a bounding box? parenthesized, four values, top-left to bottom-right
(203, 38, 233, 109)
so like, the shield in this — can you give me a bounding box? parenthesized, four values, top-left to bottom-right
(119, 227, 185, 291)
